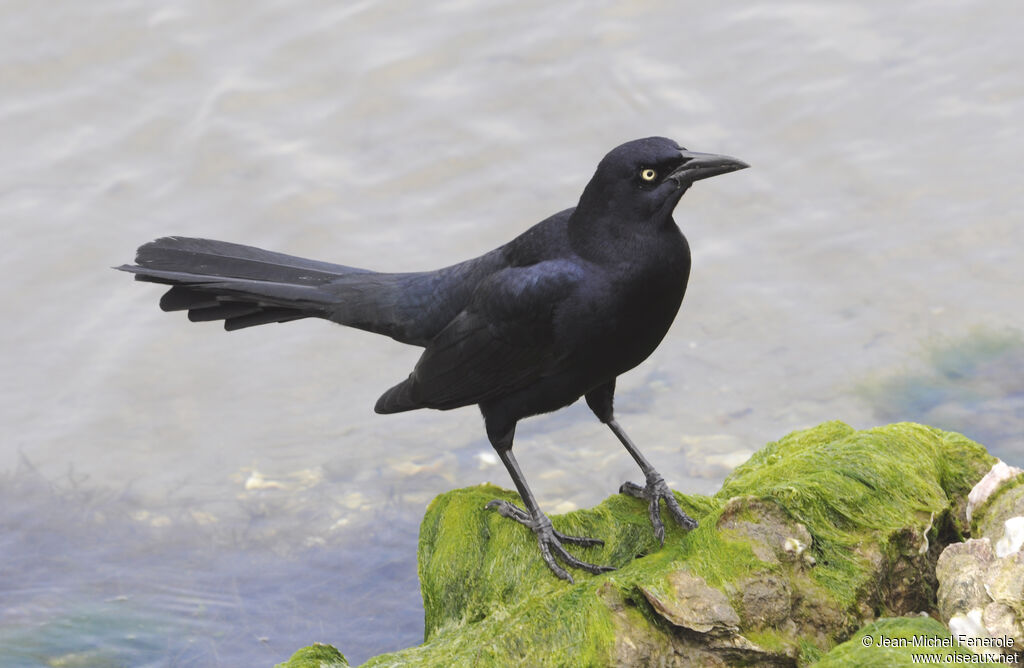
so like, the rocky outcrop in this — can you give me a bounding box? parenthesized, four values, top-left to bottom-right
(279, 421, 1004, 667)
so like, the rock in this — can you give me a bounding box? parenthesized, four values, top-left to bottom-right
(597, 582, 696, 667)
(935, 463, 1024, 662)
(936, 540, 995, 616)
(285, 422, 998, 666)
(971, 465, 1024, 558)
(737, 574, 792, 629)
(995, 517, 1024, 558)
(967, 461, 1023, 522)
(716, 496, 814, 568)
(640, 569, 741, 634)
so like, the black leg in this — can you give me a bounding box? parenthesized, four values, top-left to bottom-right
(585, 382, 697, 543)
(483, 423, 614, 583)
(606, 418, 698, 543)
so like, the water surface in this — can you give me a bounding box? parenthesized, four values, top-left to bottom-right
(2, 1, 1022, 665)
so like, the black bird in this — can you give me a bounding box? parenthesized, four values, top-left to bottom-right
(117, 137, 747, 582)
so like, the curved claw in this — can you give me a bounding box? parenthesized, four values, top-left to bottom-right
(619, 473, 698, 544)
(485, 499, 615, 583)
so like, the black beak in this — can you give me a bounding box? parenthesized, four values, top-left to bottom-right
(669, 150, 749, 185)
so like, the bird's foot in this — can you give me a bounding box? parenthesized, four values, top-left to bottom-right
(620, 472, 698, 544)
(485, 499, 615, 583)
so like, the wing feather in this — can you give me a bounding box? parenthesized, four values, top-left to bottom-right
(395, 260, 582, 410)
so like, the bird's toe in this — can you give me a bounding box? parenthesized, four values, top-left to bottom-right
(486, 502, 613, 581)
(553, 527, 604, 547)
(485, 499, 531, 523)
(619, 473, 698, 539)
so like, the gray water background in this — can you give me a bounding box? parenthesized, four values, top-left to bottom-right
(2, 1, 1022, 665)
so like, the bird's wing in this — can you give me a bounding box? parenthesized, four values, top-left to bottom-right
(400, 259, 583, 410)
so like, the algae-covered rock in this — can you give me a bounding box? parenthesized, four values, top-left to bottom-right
(290, 422, 998, 666)
(276, 642, 349, 668)
(814, 616, 1005, 667)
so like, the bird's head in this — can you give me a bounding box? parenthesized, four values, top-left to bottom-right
(576, 136, 749, 226)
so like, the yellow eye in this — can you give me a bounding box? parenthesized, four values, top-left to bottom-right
(641, 168, 657, 182)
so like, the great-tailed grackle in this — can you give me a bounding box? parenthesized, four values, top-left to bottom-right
(118, 137, 747, 582)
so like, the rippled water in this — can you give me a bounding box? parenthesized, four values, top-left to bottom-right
(2, 1, 1022, 665)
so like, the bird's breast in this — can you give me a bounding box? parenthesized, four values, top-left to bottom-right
(564, 240, 690, 380)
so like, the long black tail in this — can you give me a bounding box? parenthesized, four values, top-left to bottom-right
(117, 236, 370, 331)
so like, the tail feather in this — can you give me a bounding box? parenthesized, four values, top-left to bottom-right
(117, 236, 363, 330)
(119, 235, 496, 343)
(186, 302, 261, 322)
(159, 286, 218, 312)
(225, 308, 311, 331)
(131, 236, 367, 284)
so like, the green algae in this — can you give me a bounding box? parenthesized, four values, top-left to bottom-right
(814, 616, 1005, 667)
(715, 422, 993, 610)
(363, 577, 620, 666)
(394, 484, 708, 666)
(285, 422, 996, 666)
(417, 481, 722, 641)
(276, 642, 349, 668)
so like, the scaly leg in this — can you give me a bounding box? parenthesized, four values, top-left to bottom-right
(484, 425, 614, 583)
(607, 418, 698, 543)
